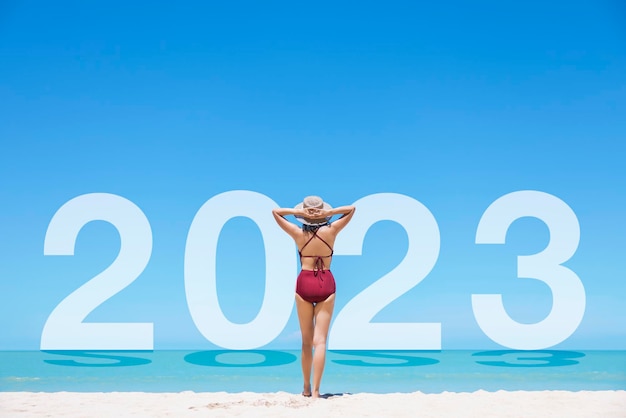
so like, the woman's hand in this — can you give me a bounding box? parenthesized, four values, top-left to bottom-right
(306, 207, 330, 219)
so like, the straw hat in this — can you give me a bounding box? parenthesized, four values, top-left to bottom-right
(294, 195, 332, 225)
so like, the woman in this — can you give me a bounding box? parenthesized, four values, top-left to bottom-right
(272, 196, 355, 398)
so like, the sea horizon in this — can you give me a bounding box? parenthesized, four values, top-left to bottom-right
(2, 350, 624, 394)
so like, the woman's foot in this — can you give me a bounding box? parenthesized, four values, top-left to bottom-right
(302, 384, 312, 397)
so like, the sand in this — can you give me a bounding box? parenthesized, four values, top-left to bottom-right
(1, 390, 625, 417)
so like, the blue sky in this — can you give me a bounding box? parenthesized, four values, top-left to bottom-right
(1, 0, 624, 350)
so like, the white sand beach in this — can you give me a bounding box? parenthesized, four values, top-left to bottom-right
(1, 390, 625, 417)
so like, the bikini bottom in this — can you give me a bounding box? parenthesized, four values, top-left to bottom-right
(295, 269, 336, 304)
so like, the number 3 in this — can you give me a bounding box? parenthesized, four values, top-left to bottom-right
(472, 190, 585, 349)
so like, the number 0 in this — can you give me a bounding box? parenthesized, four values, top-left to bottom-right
(184, 190, 297, 349)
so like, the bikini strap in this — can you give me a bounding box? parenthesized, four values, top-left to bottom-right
(298, 229, 334, 257)
(298, 229, 334, 275)
(314, 234, 334, 256)
(298, 230, 317, 256)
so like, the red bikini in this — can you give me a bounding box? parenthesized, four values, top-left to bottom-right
(296, 228, 336, 304)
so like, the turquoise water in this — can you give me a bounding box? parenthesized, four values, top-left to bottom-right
(1, 350, 624, 394)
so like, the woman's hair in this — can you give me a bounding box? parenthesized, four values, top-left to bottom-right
(302, 222, 329, 233)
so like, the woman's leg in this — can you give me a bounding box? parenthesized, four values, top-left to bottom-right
(311, 293, 336, 398)
(295, 294, 314, 396)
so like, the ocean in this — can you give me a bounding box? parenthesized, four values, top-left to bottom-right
(1, 350, 624, 394)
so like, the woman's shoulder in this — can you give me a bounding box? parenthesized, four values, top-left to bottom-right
(320, 223, 340, 236)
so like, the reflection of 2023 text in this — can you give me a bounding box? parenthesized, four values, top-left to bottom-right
(41, 190, 585, 351)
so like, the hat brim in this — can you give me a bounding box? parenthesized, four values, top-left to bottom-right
(294, 202, 333, 225)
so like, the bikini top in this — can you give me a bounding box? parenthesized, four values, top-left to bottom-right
(298, 228, 333, 274)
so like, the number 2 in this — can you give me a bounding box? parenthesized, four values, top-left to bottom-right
(329, 193, 441, 350)
(41, 193, 153, 350)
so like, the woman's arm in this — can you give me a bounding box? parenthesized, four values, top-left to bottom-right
(325, 205, 356, 233)
(325, 206, 356, 218)
(272, 207, 307, 217)
(272, 208, 304, 239)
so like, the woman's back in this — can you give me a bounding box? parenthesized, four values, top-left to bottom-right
(297, 225, 337, 271)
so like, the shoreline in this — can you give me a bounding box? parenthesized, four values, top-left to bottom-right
(2, 390, 625, 417)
